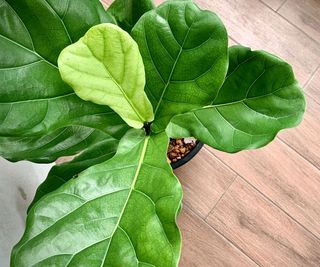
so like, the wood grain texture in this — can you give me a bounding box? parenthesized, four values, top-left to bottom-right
(305, 66, 320, 104)
(175, 149, 236, 218)
(178, 207, 258, 267)
(209, 139, 320, 238)
(195, 0, 320, 85)
(261, 0, 286, 10)
(228, 37, 238, 46)
(207, 178, 320, 267)
(100, 0, 110, 8)
(279, 95, 320, 169)
(279, 0, 320, 44)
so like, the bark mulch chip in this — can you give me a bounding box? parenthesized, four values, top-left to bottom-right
(167, 138, 196, 163)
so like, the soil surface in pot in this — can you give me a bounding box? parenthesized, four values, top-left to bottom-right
(167, 138, 196, 164)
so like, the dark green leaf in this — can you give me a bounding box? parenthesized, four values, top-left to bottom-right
(167, 45, 306, 152)
(108, 0, 155, 32)
(12, 130, 182, 266)
(132, 0, 228, 132)
(0, 126, 121, 163)
(0, 0, 128, 162)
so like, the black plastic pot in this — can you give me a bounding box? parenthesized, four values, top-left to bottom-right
(170, 142, 204, 170)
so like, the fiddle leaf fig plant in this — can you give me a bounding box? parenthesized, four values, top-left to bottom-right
(0, 0, 305, 266)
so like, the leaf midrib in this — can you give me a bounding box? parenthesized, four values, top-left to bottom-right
(15, 154, 150, 267)
(100, 136, 150, 266)
(153, 9, 197, 116)
(84, 40, 146, 124)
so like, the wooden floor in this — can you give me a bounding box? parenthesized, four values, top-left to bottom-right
(102, 0, 320, 266)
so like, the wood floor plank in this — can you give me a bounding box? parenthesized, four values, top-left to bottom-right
(100, 0, 111, 8)
(196, 0, 320, 85)
(305, 66, 320, 104)
(261, 0, 286, 10)
(209, 139, 320, 239)
(278, 0, 320, 44)
(279, 95, 320, 169)
(175, 149, 236, 218)
(178, 207, 258, 267)
(228, 37, 238, 46)
(206, 178, 320, 267)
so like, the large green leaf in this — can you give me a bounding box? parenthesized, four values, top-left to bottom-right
(12, 129, 182, 266)
(58, 23, 154, 129)
(0, 96, 128, 163)
(108, 0, 155, 32)
(29, 138, 119, 209)
(0, 126, 120, 163)
(0, 0, 115, 136)
(167, 45, 306, 152)
(0, 0, 128, 161)
(131, 0, 228, 132)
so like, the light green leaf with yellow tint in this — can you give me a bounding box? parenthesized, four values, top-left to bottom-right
(58, 23, 154, 129)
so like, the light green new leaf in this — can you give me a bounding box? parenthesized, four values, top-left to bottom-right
(132, 0, 228, 132)
(167, 46, 306, 153)
(108, 0, 155, 32)
(12, 129, 182, 267)
(58, 23, 154, 129)
(0, 0, 128, 162)
(28, 138, 119, 209)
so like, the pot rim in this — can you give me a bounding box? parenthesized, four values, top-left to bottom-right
(170, 141, 204, 170)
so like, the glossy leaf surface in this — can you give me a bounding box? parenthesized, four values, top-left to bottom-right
(132, 0, 228, 132)
(108, 0, 155, 32)
(167, 46, 306, 152)
(12, 130, 182, 266)
(0, 126, 122, 163)
(58, 23, 154, 129)
(0, 0, 128, 162)
(29, 138, 119, 209)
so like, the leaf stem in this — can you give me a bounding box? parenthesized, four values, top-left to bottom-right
(143, 122, 152, 136)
